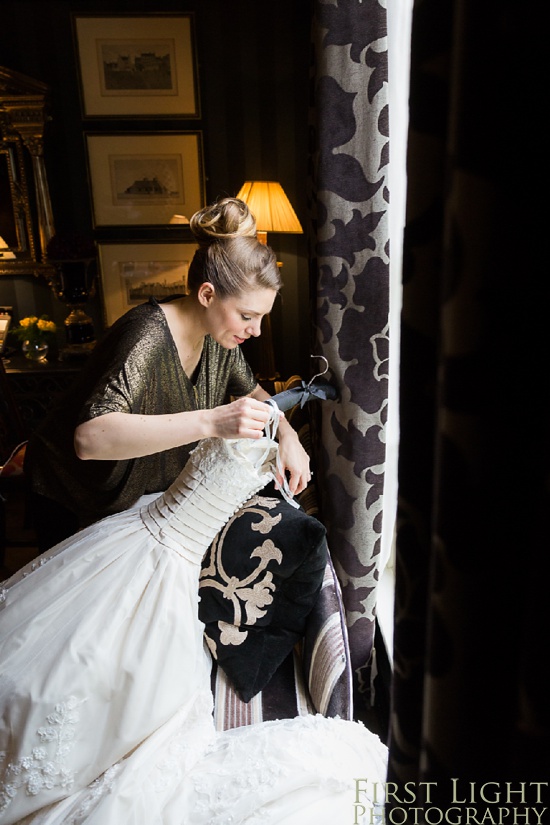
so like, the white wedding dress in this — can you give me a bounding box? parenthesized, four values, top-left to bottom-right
(0, 406, 387, 824)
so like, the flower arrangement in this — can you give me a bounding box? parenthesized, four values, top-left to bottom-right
(11, 315, 57, 346)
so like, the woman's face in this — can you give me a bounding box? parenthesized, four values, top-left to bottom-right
(201, 286, 277, 349)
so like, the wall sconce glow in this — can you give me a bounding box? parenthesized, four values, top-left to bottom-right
(0, 236, 16, 259)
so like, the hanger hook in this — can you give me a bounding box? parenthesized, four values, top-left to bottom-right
(308, 354, 329, 386)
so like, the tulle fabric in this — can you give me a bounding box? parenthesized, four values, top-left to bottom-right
(1, 427, 388, 824)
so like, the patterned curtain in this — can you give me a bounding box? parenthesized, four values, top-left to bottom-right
(309, 0, 390, 707)
(389, 0, 549, 807)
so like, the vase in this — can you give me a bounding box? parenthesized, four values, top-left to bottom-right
(22, 339, 49, 362)
(50, 258, 96, 360)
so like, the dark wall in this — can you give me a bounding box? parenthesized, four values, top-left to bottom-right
(0, 0, 312, 378)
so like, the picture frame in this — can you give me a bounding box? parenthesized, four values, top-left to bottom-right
(73, 13, 199, 118)
(86, 132, 205, 228)
(97, 241, 197, 327)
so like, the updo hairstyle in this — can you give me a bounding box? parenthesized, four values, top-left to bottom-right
(187, 197, 282, 298)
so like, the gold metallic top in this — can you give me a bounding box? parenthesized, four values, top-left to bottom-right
(27, 298, 257, 525)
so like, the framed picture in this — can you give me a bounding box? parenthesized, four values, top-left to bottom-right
(98, 241, 197, 326)
(73, 14, 199, 118)
(86, 132, 205, 228)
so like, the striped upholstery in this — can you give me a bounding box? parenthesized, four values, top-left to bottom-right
(210, 552, 352, 730)
(210, 375, 353, 730)
(302, 555, 352, 718)
(210, 648, 314, 731)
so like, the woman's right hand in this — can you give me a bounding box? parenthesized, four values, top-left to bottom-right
(208, 396, 274, 440)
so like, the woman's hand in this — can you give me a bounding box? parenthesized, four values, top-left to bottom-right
(276, 418, 311, 496)
(211, 394, 310, 493)
(208, 396, 273, 440)
(247, 383, 311, 496)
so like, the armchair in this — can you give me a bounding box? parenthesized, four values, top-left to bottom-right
(208, 375, 353, 730)
(0, 358, 33, 571)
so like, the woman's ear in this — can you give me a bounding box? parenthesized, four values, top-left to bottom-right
(197, 282, 216, 307)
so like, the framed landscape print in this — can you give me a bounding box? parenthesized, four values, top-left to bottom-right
(97, 241, 197, 326)
(86, 132, 205, 228)
(73, 14, 199, 118)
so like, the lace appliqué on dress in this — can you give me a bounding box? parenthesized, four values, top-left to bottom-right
(151, 692, 216, 795)
(0, 696, 83, 818)
(63, 763, 123, 825)
(190, 715, 387, 825)
(192, 732, 288, 825)
(194, 715, 358, 825)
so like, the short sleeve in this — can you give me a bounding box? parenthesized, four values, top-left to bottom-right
(79, 344, 151, 422)
(76, 303, 186, 425)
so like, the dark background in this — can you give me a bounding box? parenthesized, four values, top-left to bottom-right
(0, 0, 313, 378)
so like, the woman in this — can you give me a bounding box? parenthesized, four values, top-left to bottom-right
(25, 198, 310, 551)
(1, 401, 387, 824)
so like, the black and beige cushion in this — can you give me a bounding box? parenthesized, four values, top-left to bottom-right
(208, 553, 353, 730)
(199, 490, 327, 703)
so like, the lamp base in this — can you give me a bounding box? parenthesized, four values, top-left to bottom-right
(255, 313, 279, 382)
(254, 232, 279, 380)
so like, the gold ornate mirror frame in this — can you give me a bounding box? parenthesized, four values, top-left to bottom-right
(0, 65, 55, 278)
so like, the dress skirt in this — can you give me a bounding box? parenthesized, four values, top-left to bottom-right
(1, 430, 387, 824)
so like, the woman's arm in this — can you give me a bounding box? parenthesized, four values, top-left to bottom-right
(74, 396, 273, 461)
(250, 384, 311, 495)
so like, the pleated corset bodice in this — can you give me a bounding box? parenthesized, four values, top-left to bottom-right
(139, 435, 278, 564)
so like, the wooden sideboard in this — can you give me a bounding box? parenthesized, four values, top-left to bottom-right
(3, 354, 84, 433)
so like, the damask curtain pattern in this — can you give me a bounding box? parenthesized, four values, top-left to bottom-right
(309, 0, 390, 704)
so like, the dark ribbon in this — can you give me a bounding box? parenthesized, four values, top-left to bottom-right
(270, 378, 339, 413)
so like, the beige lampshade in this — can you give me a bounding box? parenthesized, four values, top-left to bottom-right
(236, 181, 303, 234)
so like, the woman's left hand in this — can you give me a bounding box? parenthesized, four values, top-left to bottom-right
(276, 421, 311, 496)
(249, 384, 311, 497)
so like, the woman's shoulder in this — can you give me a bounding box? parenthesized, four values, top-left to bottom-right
(118, 297, 165, 324)
(80, 300, 171, 376)
(108, 299, 169, 342)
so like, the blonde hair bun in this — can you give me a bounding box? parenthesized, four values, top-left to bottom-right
(187, 197, 281, 297)
(190, 197, 257, 245)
